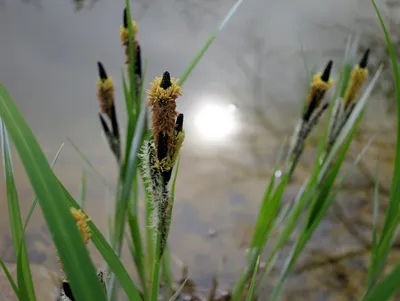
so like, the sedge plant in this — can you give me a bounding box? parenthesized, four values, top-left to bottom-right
(1, 0, 400, 300)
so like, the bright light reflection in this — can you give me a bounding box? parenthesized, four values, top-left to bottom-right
(274, 170, 282, 178)
(194, 103, 237, 142)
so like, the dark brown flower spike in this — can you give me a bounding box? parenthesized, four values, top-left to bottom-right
(359, 48, 370, 69)
(97, 61, 107, 81)
(157, 133, 169, 164)
(62, 282, 75, 301)
(321, 60, 333, 82)
(160, 71, 171, 89)
(110, 105, 119, 140)
(123, 7, 128, 29)
(99, 113, 110, 135)
(176, 113, 184, 132)
(96, 62, 121, 163)
(135, 44, 142, 78)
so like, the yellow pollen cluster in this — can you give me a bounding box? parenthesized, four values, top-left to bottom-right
(344, 65, 369, 105)
(146, 76, 182, 106)
(306, 72, 334, 105)
(70, 207, 91, 244)
(120, 21, 138, 46)
(96, 77, 115, 116)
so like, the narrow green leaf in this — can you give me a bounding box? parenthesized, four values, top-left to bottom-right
(79, 168, 87, 209)
(162, 247, 174, 299)
(245, 256, 260, 301)
(362, 262, 400, 301)
(22, 143, 65, 233)
(150, 232, 162, 301)
(365, 156, 381, 292)
(59, 182, 142, 300)
(178, 0, 244, 85)
(67, 137, 113, 192)
(0, 121, 36, 300)
(370, 1, 400, 286)
(0, 85, 107, 301)
(169, 279, 187, 301)
(0, 259, 19, 299)
(127, 202, 148, 301)
(232, 140, 287, 301)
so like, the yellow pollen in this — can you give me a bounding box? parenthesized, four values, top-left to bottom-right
(120, 21, 138, 45)
(70, 207, 91, 244)
(145, 76, 182, 105)
(344, 65, 368, 105)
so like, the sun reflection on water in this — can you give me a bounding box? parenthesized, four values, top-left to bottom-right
(194, 101, 238, 143)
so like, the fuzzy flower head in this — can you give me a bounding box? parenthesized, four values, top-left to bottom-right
(70, 207, 91, 244)
(146, 72, 182, 106)
(146, 72, 182, 149)
(120, 8, 138, 46)
(96, 62, 115, 118)
(344, 49, 370, 106)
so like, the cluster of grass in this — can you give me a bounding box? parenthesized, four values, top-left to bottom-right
(0, 0, 399, 300)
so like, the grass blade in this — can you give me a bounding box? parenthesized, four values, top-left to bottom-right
(109, 103, 146, 299)
(232, 141, 287, 301)
(178, 0, 244, 85)
(368, 1, 400, 289)
(22, 143, 65, 233)
(162, 247, 174, 298)
(0, 121, 36, 301)
(127, 201, 148, 300)
(0, 259, 19, 299)
(59, 182, 142, 300)
(67, 137, 113, 192)
(362, 263, 400, 301)
(0, 84, 107, 301)
(366, 156, 381, 291)
(245, 256, 260, 301)
(79, 168, 87, 208)
(168, 279, 187, 301)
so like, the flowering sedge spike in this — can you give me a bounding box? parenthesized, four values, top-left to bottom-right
(96, 61, 121, 162)
(287, 61, 334, 177)
(146, 71, 183, 161)
(303, 60, 334, 122)
(120, 8, 140, 67)
(142, 72, 185, 258)
(120, 8, 138, 47)
(343, 49, 370, 107)
(120, 7, 143, 105)
(96, 62, 115, 120)
(327, 49, 370, 150)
